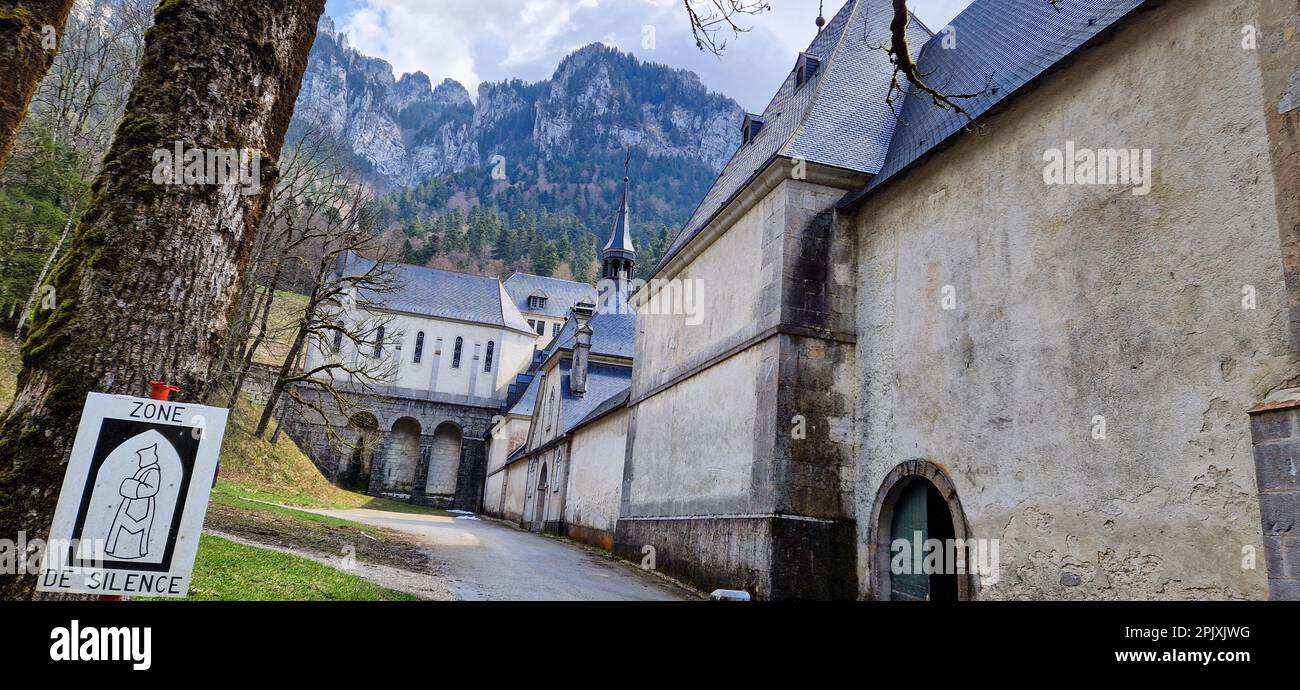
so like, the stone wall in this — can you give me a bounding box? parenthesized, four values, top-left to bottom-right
(563, 409, 629, 549)
(1248, 398, 1300, 600)
(849, 0, 1290, 600)
(619, 166, 866, 599)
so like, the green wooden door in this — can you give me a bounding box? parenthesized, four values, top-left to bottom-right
(890, 480, 929, 601)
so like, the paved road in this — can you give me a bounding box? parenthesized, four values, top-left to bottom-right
(311, 507, 694, 601)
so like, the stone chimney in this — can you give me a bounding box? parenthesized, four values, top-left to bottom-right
(571, 300, 596, 323)
(571, 321, 593, 396)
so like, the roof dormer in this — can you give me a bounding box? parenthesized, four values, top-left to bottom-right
(742, 113, 765, 146)
(528, 290, 549, 311)
(795, 52, 821, 89)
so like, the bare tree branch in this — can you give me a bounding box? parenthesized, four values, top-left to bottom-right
(683, 0, 771, 56)
(881, 0, 1059, 125)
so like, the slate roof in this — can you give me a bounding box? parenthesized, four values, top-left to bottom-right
(544, 306, 637, 361)
(504, 273, 597, 319)
(604, 177, 636, 261)
(570, 385, 631, 433)
(346, 254, 535, 333)
(844, 0, 1147, 203)
(507, 374, 543, 418)
(653, 0, 931, 275)
(556, 361, 632, 435)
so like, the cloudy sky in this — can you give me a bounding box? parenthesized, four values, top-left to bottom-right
(323, 0, 976, 111)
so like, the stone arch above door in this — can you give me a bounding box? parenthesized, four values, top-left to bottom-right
(868, 460, 977, 601)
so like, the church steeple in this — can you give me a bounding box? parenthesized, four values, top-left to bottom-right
(602, 152, 636, 283)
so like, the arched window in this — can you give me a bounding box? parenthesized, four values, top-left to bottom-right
(413, 332, 425, 364)
(484, 341, 495, 373)
(452, 337, 464, 368)
(373, 326, 385, 358)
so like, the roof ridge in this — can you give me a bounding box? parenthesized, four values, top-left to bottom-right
(780, 0, 864, 160)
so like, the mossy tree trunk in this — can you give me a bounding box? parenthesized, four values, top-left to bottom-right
(0, 0, 77, 172)
(0, 0, 325, 598)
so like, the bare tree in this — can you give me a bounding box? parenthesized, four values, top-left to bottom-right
(0, 0, 78, 172)
(683, 0, 772, 55)
(211, 127, 348, 406)
(256, 214, 399, 442)
(880, 0, 1054, 120)
(30, 0, 156, 166)
(13, 0, 156, 340)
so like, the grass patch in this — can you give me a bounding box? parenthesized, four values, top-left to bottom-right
(167, 534, 415, 601)
(0, 334, 18, 409)
(210, 482, 387, 536)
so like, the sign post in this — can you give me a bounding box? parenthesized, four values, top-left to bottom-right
(37, 388, 228, 599)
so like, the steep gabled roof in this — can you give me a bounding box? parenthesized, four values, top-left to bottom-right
(844, 0, 1148, 204)
(346, 254, 534, 333)
(653, 0, 930, 276)
(557, 361, 632, 434)
(545, 308, 636, 361)
(570, 385, 631, 433)
(504, 273, 597, 319)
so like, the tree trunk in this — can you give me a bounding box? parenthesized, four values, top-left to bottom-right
(0, 0, 325, 599)
(0, 0, 76, 172)
(256, 318, 311, 438)
(227, 271, 282, 410)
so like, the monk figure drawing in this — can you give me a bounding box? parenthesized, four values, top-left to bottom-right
(106, 443, 162, 559)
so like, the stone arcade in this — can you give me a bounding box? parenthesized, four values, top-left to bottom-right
(280, 256, 595, 510)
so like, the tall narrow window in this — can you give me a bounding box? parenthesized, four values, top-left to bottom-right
(332, 329, 343, 352)
(374, 326, 385, 357)
(484, 341, 495, 373)
(413, 332, 425, 363)
(452, 337, 463, 368)
(535, 320, 545, 336)
(551, 323, 560, 337)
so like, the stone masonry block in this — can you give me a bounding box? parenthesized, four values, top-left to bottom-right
(1251, 408, 1296, 443)
(1254, 441, 1300, 492)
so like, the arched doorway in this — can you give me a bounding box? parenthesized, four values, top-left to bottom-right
(387, 417, 422, 492)
(533, 463, 548, 532)
(424, 422, 462, 498)
(870, 461, 975, 601)
(341, 413, 379, 492)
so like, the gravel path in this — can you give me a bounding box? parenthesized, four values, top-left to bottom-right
(302, 508, 697, 601)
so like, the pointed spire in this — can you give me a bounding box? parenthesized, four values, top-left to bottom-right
(816, 0, 826, 32)
(602, 150, 636, 282)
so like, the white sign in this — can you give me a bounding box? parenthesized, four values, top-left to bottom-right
(37, 392, 228, 598)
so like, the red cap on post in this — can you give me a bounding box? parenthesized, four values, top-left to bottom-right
(148, 381, 180, 402)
